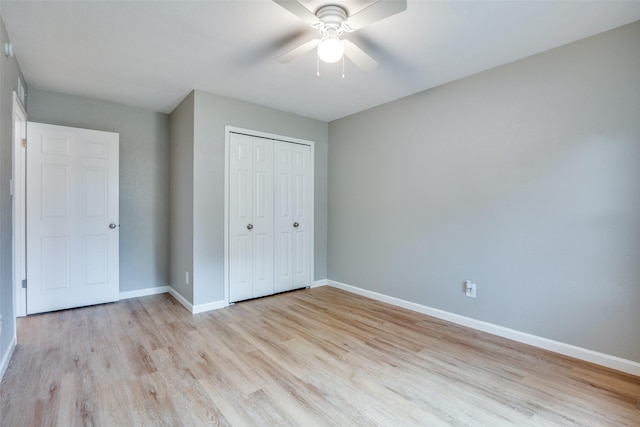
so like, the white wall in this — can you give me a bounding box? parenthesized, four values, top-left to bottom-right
(328, 21, 640, 363)
(27, 89, 171, 294)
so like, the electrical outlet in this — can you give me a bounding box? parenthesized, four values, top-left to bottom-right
(464, 280, 476, 298)
(186, 271, 190, 285)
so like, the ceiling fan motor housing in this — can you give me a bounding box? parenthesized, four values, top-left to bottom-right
(316, 5, 349, 36)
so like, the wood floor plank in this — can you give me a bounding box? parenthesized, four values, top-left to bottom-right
(150, 347, 230, 426)
(1, 287, 639, 426)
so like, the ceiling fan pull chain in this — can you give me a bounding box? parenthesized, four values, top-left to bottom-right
(317, 54, 320, 77)
(342, 55, 345, 79)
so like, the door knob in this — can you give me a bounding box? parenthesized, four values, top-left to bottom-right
(293, 222, 299, 228)
(247, 224, 253, 230)
(109, 223, 117, 229)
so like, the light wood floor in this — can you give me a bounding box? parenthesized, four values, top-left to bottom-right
(1, 287, 638, 426)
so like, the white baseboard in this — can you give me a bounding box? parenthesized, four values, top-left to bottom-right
(0, 336, 17, 382)
(193, 299, 227, 314)
(120, 285, 228, 315)
(168, 287, 193, 313)
(167, 287, 227, 314)
(325, 280, 640, 377)
(312, 279, 329, 288)
(119, 286, 170, 300)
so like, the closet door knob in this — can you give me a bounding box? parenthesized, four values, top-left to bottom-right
(293, 222, 299, 228)
(247, 224, 253, 230)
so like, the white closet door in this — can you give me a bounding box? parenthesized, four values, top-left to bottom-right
(274, 142, 293, 293)
(274, 141, 312, 292)
(251, 138, 274, 298)
(26, 122, 119, 314)
(229, 133, 274, 302)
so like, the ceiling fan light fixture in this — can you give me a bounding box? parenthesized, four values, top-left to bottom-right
(275, 0, 406, 71)
(317, 34, 343, 63)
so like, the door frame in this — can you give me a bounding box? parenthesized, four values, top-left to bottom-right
(12, 92, 27, 317)
(224, 126, 314, 306)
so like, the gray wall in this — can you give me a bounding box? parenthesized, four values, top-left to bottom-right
(173, 90, 328, 305)
(0, 16, 26, 369)
(328, 21, 640, 362)
(169, 92, 194, 302)
(28, 89, 170, 293)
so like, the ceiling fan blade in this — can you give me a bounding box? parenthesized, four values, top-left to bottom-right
(343, 40, 378, 71)
(273, 0, 320, 25)
(345, 0, 407, 31)
(276, 39, 320, 63)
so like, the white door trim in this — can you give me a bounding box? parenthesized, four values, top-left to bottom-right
(224, 126, 314, 306)
(12, 92, 27, 318)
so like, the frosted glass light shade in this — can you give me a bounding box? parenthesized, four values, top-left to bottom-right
(317, 37, 344, 63)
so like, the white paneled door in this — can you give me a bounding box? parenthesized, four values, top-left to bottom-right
(26, 122, 119, 315)
(228, 132, 313, 303)
(274, 141, 312, 293)
(229, 133, 274, 302)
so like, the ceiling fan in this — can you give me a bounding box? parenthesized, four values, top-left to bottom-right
(274, 0, 407, 72)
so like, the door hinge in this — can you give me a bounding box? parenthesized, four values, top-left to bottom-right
(21, 279, 27, 289)
(21, 138, 27, 148)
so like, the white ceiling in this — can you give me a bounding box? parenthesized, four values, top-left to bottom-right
(2, 1, 639, 122)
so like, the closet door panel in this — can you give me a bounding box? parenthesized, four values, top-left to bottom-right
(274, 142, 312, 292)
(251, 138, 274, 298)
(291, 143, 312, 289)
(274, 143, 293, 292)
(229, 133, 254, 302)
